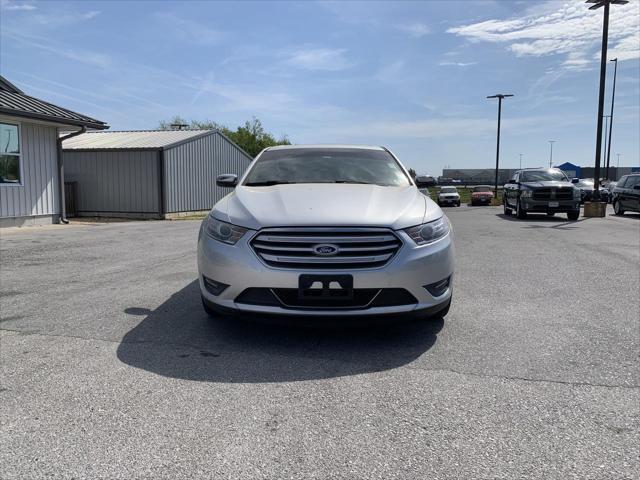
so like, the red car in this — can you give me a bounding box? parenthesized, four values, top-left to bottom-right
(470, 185, 494, 206)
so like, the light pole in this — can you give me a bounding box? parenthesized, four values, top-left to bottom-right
(548, 140, 556, 168)
(586, 0, 628, 198)
(606, 58, 618, 180)
(519, 153, 523, 170)
(487, 93, 514, 199)
(602, 115, 611, 167)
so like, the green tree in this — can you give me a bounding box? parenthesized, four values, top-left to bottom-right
(158, 116, 290, 158)
(407, 168, 417, 180)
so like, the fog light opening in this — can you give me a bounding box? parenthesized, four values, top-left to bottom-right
(203, 276, 229, 296)
(424, 276, 451, 297)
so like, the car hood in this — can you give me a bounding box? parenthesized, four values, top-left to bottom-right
(471, 191, 493, 196)
(212, 184, 438, 230)
(521, 181, 575, 188)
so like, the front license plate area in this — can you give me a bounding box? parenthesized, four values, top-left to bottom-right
(298, 274, 353, 301)
(549, 201, 559, 207)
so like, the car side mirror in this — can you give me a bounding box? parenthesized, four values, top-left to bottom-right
(415, 175, 436, 188)
(571, 178, 579, 184)
(216, 174, 238, 188)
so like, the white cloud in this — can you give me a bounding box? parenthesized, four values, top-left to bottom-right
(0, 0, 36, 11)
(2, 30, 111, 67)
(153, 12, 224, 46)
(396, 22, 431, 38)
(439, 61, 478, 67)
(448, 0, 640, 67)
(282, 47, 354, 71)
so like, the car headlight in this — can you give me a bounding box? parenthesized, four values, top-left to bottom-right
(203, 216, 249, 245)
(521, 189, 533, 198)
(573, 188, 581, 199)
(403, 216, 450, 246)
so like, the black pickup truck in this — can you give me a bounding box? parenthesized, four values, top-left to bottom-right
(503, 168, 582, 220)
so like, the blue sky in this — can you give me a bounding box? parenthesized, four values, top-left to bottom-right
(1, 0, 638, 175)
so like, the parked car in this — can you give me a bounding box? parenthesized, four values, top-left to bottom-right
(470, 185, 494, 206)
(503, 168, 581, 220)
(572, 178, 610, 203)
(437, 186, 461, 207)
(612, 173, 640, 215)
(603, 181, 616, 203)
(198, 145, 454, 322)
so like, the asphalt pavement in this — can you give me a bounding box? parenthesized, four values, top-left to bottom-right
(1, 206, 638, 479)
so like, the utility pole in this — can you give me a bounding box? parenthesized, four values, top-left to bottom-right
(606, 58, 618, 180)
(519, 153, 523, 170)
(548, 140, 556, 168)
(586, 0, 628, 198)
(487, 93, 514, 199)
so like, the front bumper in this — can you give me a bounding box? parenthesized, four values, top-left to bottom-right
(439, 197, 460, 204)
(197, 226, 454, 317)
(521, 198, 580, 212)
(471, 196, 492, 204)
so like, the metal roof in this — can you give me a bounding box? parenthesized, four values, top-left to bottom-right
(62, 129, 216, 150)
(0, 76, 108, 130)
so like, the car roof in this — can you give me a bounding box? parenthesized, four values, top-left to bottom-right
(265, 144, 385, 151)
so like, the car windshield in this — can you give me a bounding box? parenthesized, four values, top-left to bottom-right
(577, 179, 594, 187)
(440, 187, 457, 193)
(243, 148, 411, 186)
(473, 186, 491, 192)
(520, 170, 568, 182)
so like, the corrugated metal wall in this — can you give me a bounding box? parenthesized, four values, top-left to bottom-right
(64, 150, 160, 216)
(164, 132, 251, 213)
(0, 121, 59, 219)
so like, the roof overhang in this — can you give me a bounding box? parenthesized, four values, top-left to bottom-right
(0, 108, 109, 130)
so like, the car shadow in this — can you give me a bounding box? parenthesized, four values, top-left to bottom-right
(117, 280, 444, 383)
(495, 213, 590, 229)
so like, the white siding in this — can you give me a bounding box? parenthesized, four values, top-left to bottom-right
(0, 122, 59, 219)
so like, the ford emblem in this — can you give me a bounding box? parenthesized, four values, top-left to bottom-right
(312, 244, 340, 256)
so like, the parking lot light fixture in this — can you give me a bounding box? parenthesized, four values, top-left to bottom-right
(586, 0, 629, 199)
(487, 93, 514, 199)
(548, 141, 556, 168)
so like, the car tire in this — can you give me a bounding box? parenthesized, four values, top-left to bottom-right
(546, 212, 555, 217)
(516, 199, 527, 219)
(470, 201, 475, 207)
(456, 201, 460, 207)
(425, 298, 451, 321)
(201, 295, 219, 317)
(503, 200, 512, 215)
(613, 200, 625, 216)
(567, 210, 580, 221)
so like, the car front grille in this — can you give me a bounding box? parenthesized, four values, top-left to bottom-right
(532, 187, 574, 200)
(250, 227, 402, 269)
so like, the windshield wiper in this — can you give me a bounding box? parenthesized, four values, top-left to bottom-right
(333, 180, 373, 185)
(244, 181, 295, 186)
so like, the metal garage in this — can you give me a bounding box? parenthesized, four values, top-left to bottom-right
(62, 130, 252, 219)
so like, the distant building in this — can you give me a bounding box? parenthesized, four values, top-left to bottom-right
(441, 168, 518, 184)
(442, 165, 639, 183)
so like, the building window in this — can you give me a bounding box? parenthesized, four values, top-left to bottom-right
(0, 122, 21, 184)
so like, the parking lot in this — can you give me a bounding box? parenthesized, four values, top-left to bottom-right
(1, 206, 638, 479)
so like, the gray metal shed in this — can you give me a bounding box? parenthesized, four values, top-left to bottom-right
(62, 130, 252, 219)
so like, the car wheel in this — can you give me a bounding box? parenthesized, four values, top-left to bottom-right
(456, 201, 461, 207)
(546, 212, 555, 217)
(613, 200, 625, 216)
(503, 200, 512, 215)
(516, 199, 527, 219)
(425, 298, 451, 321)
(201, 295, 219, 318)
(567, 210, 580, 221)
